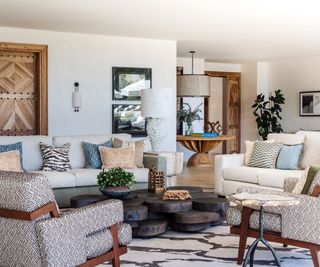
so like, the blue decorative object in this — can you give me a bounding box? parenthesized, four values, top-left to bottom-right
(276, 144, 303, 170)
(0, 142, 23, 169)
(83, 141, 112, 169)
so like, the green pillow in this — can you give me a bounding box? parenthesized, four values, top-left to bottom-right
(301, 166, 320, 194)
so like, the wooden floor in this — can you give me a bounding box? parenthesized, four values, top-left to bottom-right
(168, 165, 215, 189)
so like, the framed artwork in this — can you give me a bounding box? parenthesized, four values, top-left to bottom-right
(176, 66, 183, 76)
(112, 104, 147, 137)
(112, 67, 152, 100)
(300, 91, 320, 116)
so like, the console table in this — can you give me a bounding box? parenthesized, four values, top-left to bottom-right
(177, 135, 235, 168)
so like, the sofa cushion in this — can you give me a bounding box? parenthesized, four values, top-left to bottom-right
(276, 144, 303, 170)
(125, 168, 149, 183)
(53, 134, 131, 169)
(267, 133, 305, 145)
(300, 133, 320, 169)
(244, 139, 275, 165)
(248, 142, 282, 168)
(40, 143, 72, 172)
(83, 141, 112, 169)
(99, 146, 136, 169)
(31, 170, 76, 188)
(0, 136, 52, 171)
(0, 142, 23, 169)
(72, 168, 101, 187)
(258, 168, 304, 189)
(222, 166, 260, 184)
(0, 151, 23, 172)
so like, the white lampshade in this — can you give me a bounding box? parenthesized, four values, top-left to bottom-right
(177, 74, 210, 97)
(141, 88, 172, 118)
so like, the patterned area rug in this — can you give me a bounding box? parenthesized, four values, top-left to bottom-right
(100, 225, 312, 267)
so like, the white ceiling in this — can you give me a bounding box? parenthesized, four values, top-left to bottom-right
(1, 0, 320, 62)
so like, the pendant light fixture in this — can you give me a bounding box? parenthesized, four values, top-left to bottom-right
(177, 51, 210, 97)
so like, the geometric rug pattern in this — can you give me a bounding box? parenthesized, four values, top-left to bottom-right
(100, 224, 312, 267)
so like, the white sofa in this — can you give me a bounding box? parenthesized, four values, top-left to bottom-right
(215, 131, 320, 196)
(0, 133, 159, 189)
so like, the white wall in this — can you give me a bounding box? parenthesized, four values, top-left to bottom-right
(266, 56, 320, 132)
(205, 62, 241, 72)
(240, 63, 258, 150)
(0, 27, 177, 151)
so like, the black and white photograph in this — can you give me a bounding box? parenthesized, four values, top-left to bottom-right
(300, 91, 320, 116)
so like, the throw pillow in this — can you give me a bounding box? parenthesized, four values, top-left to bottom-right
(83, 141, 112, 169)
(99, 146, 136, 169)
(300, 134, 320, 169)
(244, 139, 275, 165)
(292, 167, 310, 194)
(248, 142, 282, 168)
(0, 142, 23, 169)
(301, 165, 320, 194)
(40, 142, 71, 172)
(112, 137, 144, 168)
(0, 150, 23, 172)
(308, 171, 320, 195)
(276, 144, 303, 170)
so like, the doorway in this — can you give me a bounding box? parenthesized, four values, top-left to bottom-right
(0, 42, 48, 135)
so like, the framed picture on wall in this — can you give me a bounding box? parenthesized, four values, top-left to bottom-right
(112, 67, 152, 100)
(300, 91, 320, 116)
(112, 104, 147, 137)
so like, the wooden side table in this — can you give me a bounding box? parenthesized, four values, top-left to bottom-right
(227, 192, 300, 267)
(177, 135, 235, 168)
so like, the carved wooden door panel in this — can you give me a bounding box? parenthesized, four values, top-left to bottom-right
(223, 77, 241, 153)
(0, 51, 36, 135)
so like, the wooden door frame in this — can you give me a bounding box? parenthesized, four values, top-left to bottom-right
(0, 42, 48, 135)
(204, 71, 241, 153)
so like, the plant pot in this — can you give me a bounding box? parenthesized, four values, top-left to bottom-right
(100, 186, 131, 198)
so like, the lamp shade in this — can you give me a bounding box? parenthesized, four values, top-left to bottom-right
(141, 88, 172, 118)
(177, 74, 210, 97)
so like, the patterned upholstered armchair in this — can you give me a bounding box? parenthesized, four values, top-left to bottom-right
(0, 171, 132, 267)
(227, 177, 320, 267)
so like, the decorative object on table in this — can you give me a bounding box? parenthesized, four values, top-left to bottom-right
(204, 121, 223, 135)
(191, 132, 218, 137)
(72, 82, 81, 112)
(97, 167, 135, 198)
(141, 88, 173, 151)
(148, 167, 166, 193)
(300, 91, 320, 116)
(227, 192, 300, 267)
(176, 135, 235, 168)
(162, 190, 191, 200)
(176, 66, 183, 76)
(252, 89, 285, 140)
(177, 103, 203, 135)
(112, 67, 151, 100)
(112, 104, 147, 137)
(176, 51, 209, 97)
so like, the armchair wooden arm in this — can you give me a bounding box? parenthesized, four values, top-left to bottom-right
(311, 185, 320, 197)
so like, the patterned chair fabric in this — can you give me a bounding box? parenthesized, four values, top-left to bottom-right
(0, 171, 132, 267)
(227, 182, 320, 246)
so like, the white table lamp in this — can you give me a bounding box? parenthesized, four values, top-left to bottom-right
(141, 88, 172, 151)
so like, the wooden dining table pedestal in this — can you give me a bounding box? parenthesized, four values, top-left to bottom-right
(176, 135, 235, 168)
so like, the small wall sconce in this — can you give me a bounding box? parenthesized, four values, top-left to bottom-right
(72, 82, 81, 112)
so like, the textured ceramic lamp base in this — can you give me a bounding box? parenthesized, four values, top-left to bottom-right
(147, 118, 166, 151)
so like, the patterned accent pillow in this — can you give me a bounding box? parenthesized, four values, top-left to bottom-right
(40, 142, 71, 172)
(0, 150, 23, 172)
(83, 141, 112, 169)
(99, 146, 136, 169)
(248, 141, 282, 168)
(244, 139, 275, 165)
(0, 142, 23, 169)
(112, 137, 144, 168)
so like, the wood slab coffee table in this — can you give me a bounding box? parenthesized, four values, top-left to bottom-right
(177, 135, 235, 167)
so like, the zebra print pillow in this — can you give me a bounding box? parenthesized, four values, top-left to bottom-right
(40, 142, 71, 172)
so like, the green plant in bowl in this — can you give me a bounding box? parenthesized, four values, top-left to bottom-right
(97, 167, 135, 198)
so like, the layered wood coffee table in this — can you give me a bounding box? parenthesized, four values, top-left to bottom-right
(71, 186, 229, 238)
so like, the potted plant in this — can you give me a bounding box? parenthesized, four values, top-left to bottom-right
(177, 103, 203, 135)
(97, 167, 135, 198)
(252, 89, 285, 140)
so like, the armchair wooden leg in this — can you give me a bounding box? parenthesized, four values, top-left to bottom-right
(310, 245, 320, 267)
(110, 224, 120, 267)
(237, 207, 251, 265)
